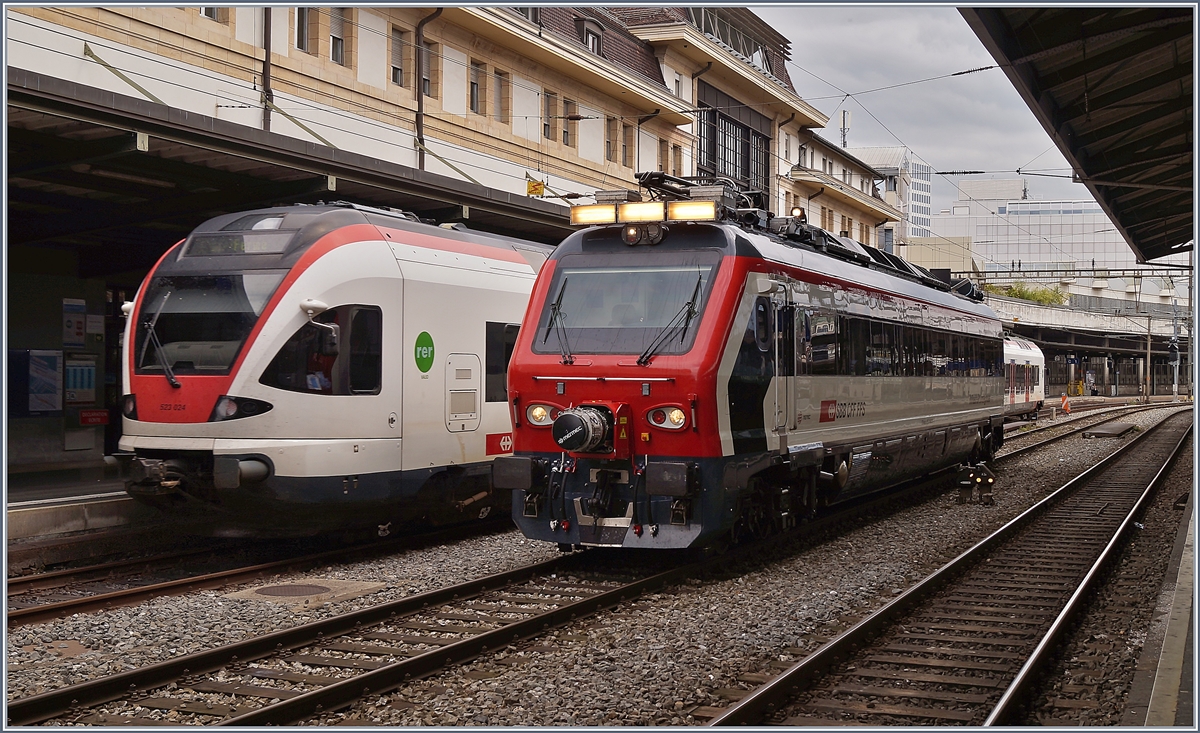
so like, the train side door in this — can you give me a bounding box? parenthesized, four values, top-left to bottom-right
(772, 289, 795, 434)
(445, 353, 481, 432)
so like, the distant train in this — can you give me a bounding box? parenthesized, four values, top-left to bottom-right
(1002, 336, 1045, 421)
(494, 173, 1016, 550)
(117, 202, 552, 537)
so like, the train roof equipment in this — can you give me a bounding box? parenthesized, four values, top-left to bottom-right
(570, 172, 979, 300)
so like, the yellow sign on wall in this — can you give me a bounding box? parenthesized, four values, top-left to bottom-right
(526, 179, 545, 197)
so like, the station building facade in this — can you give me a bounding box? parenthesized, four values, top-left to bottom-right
(6, 6, 900, 470)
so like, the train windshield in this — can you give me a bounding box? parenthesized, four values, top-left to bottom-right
(134, 271, 287, 376)
(532, 251, 721, 356)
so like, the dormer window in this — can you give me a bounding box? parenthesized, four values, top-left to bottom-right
(574, 18, 604, 55)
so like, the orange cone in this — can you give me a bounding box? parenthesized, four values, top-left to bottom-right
(1061, 394, 1071, 414)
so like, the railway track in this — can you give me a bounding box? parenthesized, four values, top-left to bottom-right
(704, 407, 1191, 726)
(6, 404, 1156, 628)
(998, 403, 1164, 460)
(2, 462, 981, 726)
(6, 521, 513, 627)
(5, 552, 702, 726)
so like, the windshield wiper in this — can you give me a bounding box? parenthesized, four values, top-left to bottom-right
(540, 278, 574, 365)
(139, 289, 181, 388)
(637, 272, 703, 366)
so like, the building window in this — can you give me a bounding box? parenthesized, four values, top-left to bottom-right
(672, 144, 683, 176)
(330, 8, 347, 66)
(563, 99, 577, 146)
(543, 91, 558, 141)
(514, 7, 540, 24)
(494, 70, 511, 123)
(622, 124, 635, 167)
(420, 42, 435, 97)
(391, 27, 408, 86)
(585, 29, 602, 55)
(674, 72, 683, 98)
(658, 138, 668, 172)
(200, 7, 226, 22)
(296, 8, 314, 53)
(697, 103, 770, 197)
(470, 61, 485, 114)
(606, 116, 619, 162)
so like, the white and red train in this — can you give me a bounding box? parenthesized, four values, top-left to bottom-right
(1003, 335, 1045, 420)
(495, 173, 1041, 550)
(117, 202, 551, 537)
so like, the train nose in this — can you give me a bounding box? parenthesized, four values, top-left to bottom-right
(552, 407, 611, 453)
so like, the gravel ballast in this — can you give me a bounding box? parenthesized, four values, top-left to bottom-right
(6, 406, 1189, 727)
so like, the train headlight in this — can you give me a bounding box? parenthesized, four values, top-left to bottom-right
(122, 394, 137, 420)
(622, 223, 667, 246)
(527, 404, 556, 426)
(209, 396, 274, 422)
(570, 204, 617, 226)
(666, 200, 718, 221)
(647, 405, 687, 430)
(618, 201, 666, 223)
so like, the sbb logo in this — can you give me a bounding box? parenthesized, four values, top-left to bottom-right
(486, 432, 514, 455)
(820, 400, 838, 423)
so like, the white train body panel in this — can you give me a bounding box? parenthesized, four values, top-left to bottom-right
(117, 204, 549, 535)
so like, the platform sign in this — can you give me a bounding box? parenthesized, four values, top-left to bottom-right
(65, 355, 97, 404)
(28, 350, 62, 412)
(78, 409, 110, 426)
(63, 298, 87, 348)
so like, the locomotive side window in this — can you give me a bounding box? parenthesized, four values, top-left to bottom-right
(809, 313, 838, 375)
(753, 297, 772, 352)
(259, 304, 381, 395)
(485, 321, 520, 402)
(348, 307, 382, 394)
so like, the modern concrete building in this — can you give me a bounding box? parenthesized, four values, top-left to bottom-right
(930, 178, 1190, 315)
(845, 145, 933, 251)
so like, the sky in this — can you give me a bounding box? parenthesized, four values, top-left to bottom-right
(752, 5, 1095, 213)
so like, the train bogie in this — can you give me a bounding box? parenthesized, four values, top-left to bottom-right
(118, 203, 550, 537)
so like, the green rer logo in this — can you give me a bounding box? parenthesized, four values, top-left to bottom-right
(414, 331, 435, 373)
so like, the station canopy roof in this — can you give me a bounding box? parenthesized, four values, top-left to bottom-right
(961, 8, 1193, 264)
(7, 69, 574, 284)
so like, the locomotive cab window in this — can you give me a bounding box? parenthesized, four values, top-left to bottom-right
(135, 271, 287, 376)
(260, 305, 382, 395)
(531, 250, 720, 357)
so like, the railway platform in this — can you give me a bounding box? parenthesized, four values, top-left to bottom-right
(1125, 493, 1195, 727)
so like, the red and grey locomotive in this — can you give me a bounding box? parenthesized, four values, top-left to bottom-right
(494, 173, 1009, 550)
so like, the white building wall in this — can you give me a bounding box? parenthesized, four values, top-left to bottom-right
(637, 128, 657, 172)
(577, 103, 605, 165)
(356, 10, 388, 90)
(510, 75, 539, 142)
(233, 7, 261, 47)
(271, 8, 289, 57)
(440, 45, 467, 117)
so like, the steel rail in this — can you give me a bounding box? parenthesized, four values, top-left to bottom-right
(218, 561, 703, 725)
(985, 413, 1192, 725)
(707, 406, 1191, 726)
(5, 555, 569, 726)
(999, 403, 1163, 460)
